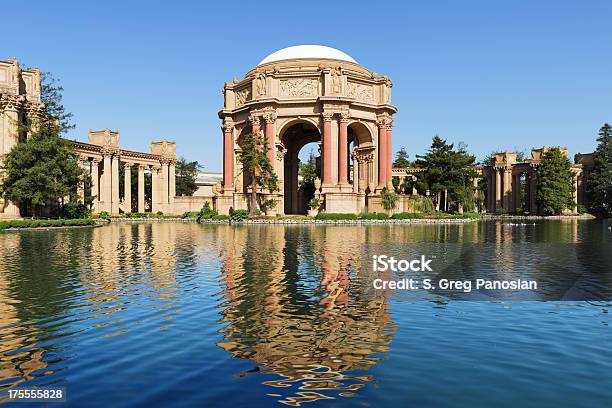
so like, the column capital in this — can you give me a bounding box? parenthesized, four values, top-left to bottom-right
(248, 114, 260, 126)
(0, 94, 25, 112)
(123, 161, 133, 168)
(321, 111, 334, 122)
(376, 113, 393, 128)
(262, 110, 277, 124)
(339, 111, 350, 122)
(137, 163, 146, 170)
(222, 117, 234, 133)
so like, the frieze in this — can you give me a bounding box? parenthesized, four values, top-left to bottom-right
(279, 78, 318, 98)
(235, 87, 251, 107)
(346, 81, 373, 103)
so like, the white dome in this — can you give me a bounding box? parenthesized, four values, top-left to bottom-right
(258, 45, 357, 65)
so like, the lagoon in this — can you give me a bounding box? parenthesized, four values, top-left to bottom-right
(0, 220, 610, 407)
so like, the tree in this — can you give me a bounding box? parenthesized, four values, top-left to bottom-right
(175, 157, 201, 196)
(586, 123, 612, 217)
(298, 149, 318, 206)
(238, 132, 278, 216)
(535, 147, 574, 215)
(393, 147, 411, 168)
(414, 135, 477, 211)
(0, 73, 83, 217)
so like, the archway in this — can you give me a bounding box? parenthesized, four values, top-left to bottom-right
(282, 121, 321, 214)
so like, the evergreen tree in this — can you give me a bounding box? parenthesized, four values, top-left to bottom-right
(238, 132, 278, 216)
(298, 149, 318, 204)
(393, 147, 411, 168)
(586, 123, 612, 217)
(0, 73, 83, 217)
(175, 157, 201, 196)
(535, 147, 574, 215)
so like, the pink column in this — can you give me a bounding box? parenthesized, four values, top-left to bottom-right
(338, 115, 349, 185)
(223, 124, 233, 190)
(386, 125, 393, 186)
(377, 124, 388, 188)
(322, 112, 334, 186)
(264, 113, 276, 163)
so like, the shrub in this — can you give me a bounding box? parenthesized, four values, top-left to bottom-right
(577, 205, 587, 215)
(412, 196, 435, 213)
(315, 213, 358, 220)
(99, 211, 110, 220)
(212, 214, 230, 220)
(197, 202, 218, 220)
(381, 190, 399, 212)
(0, 218, 95, 230)
(392, 212, 424, 220)
(62, 202, 91, 219)
(309, 198, 322, 210)
(360, 212, 389, 220)
(156, 211, 164, 216)
(125, 212, 148, 218)
(229, 209, 249, 221)
(262, 199, 277, 210)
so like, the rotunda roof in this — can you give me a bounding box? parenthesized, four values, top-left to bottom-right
(258, 45, 357, 65)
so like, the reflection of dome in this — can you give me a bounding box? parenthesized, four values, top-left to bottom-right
(258, 45, 357, 65)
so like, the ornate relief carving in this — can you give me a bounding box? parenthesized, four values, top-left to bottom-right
(222, 117, 234, 132)
(346, 81, 373, 103)
(254, 72, 266, 98)
(279, 78, 318, 98)
(235, 87, 251, 107)
(321, 112, 334, 121)
(0, 94, 25, 112)
(376, 113, 393, 129)
(275, 143, 287, 161)
(339, 111, 350, 122)
(262, 110, 277, 124)
(331, 66, 343, 94)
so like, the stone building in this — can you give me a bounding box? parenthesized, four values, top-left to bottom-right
(215, 45, 398, 215)
(484, 148, 594, 214)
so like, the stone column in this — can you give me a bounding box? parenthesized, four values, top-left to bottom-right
(322, 112, 334, 187)
(377, 121, 388, 190)
(124, 162, 132, 213)
(250, 115, 261, 135)
(352, 154, 359, 193)
(101, 153, 112, 212)
(2, 97, 22, 217)
(138, 164, 145, 213)
(151, 165, 160, 212)
(161, 160, 169, 212)
(386, 124, 393, 190)
(111, 155, 120, 214)
(91, 158, 100, 212)
(169, 160, 176, 207)
(338, 113, 349, 185)
(77, 158, 86, 204)
(495, 168, 502, 211)
(222, 120, 234, 191)
(503, 169, 512, 211)
(263, 111, 276, 166)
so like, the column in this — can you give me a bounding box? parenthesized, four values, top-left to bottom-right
(386, 124, 393, 189)
(124, 162, 132, 213)
(161, 160, 169, 213)
(111, 155, 120, 214)
(338, 113, 349, 185)
(91, 158, 100, 212)
(503, 169, 512, 211)
(138, 164, 145, 213)
(352, 155, 359, 193)
(495, 168, 502, 210)
(77, 158, 85, 204)
(101, 154, 112, 212)
(264, 111, 276, 165)
(169, 160, 176, 205)
(377, 121, 388, 189)
(222, 121, 234, 191)
(151, 165, 160, 212)
(322, 112, 334, 186)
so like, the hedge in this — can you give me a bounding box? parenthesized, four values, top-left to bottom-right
(315, 213, 358, 220)
(0, 218, 95, 230)
(360, 212, 389, 220)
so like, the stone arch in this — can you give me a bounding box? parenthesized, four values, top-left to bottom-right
(347, 120, 374, 146)
(277, 117, 321, 139)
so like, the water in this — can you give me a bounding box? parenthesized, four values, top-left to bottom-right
(0, 220, 610, 407)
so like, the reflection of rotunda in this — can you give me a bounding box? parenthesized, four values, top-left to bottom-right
(217, 45, 397, 214)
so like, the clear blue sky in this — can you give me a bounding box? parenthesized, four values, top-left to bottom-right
(4, 0, 611, 171)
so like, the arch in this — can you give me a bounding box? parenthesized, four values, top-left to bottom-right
(277, 117, 321, 139)
(347, 120, 374, 146)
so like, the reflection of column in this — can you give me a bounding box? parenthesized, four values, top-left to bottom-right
(151, 165, 160, 212)
(124, 162, 132, 213)
(138, 164, 145, 213)
(322, 112, 334, 186)
(503, 169, 512, 211)
(222, 121, 234, 190)
(495, 168, 502, 210)
(102, 154, 112, 212)
(338, 113, 349, 185)
(91, 158, 100, 212)
(111, 155, 120, 214)
(161, 160, 169, 213)
(377, 121, 387, 189)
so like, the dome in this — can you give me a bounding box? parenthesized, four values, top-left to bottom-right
(258, 45, 358, 65)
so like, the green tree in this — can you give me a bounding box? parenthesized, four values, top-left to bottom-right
(393, 147, 411, 168)
(414, 135, 477, 211)
(238, 132, 278, 216)
(175, 157, 201, 196)
(0, 73, 83, 217)
(586, 123, 612, 217)
(298, 149, 318, 205)
(535, 147, 574, 215)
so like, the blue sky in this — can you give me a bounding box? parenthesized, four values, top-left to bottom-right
(4, 0, 611, 171)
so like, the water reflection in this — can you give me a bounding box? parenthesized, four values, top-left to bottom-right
(0, 220, 609, 406)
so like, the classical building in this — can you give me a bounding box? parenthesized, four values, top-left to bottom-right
(484, 148, 594, 214)
(215, 45, 397, 215)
